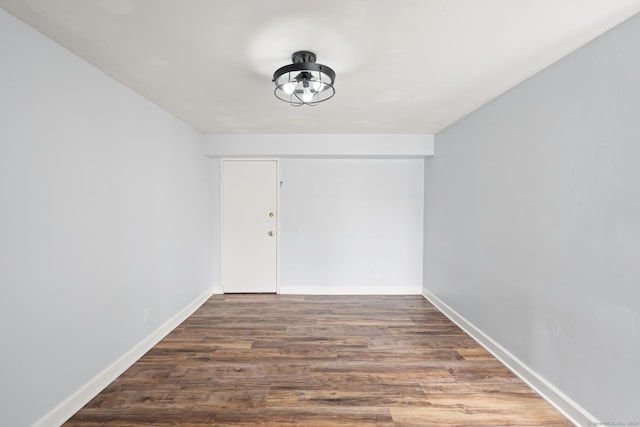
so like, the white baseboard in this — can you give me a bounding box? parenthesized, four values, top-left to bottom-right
(278, 284, 422, 295)
(422, 289, 598, 427)
(33, 288, 214, 427)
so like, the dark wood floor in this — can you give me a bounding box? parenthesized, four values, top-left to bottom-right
(65, 295, 571, 426)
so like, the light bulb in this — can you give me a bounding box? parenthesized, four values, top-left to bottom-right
(302, 88, 314, 102)
(311, 81, 325, 92)
(301, 80, 314, 103)
(282, 82, 296, 95)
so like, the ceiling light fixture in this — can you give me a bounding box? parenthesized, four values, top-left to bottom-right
(273, 51, 335, 106)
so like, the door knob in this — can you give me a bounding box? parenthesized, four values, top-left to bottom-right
(269, 212, 275, 217)
(268, 231, 275, 236)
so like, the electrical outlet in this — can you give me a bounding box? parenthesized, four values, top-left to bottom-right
(143, 308, 150, 325)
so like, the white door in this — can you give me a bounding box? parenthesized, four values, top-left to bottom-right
(222, 160, 278, 293)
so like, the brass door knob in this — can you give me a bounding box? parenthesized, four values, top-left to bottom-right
(268, 231, 275, 236)
(269, 212, 275, 217)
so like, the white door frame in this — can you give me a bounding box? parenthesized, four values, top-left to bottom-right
(220, 158, 280, 293)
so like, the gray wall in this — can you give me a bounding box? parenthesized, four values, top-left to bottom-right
(424, 12, 640, 422)
(0, 10, 212, 426)
(279, 158, 424, 294)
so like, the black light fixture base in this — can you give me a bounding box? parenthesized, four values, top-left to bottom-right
(291, 51, 317, 64)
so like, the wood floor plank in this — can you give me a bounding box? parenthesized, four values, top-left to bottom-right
(64, 295, 571, 426)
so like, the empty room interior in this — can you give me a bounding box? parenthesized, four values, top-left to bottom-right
(2, 1, 640, 426)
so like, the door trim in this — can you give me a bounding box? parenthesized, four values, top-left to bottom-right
(220, 158, 280, 294)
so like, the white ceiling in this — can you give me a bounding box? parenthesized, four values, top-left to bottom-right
(2, 1, 640, 134)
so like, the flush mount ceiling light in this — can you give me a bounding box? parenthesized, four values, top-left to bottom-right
(273, 51, 336, 106)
